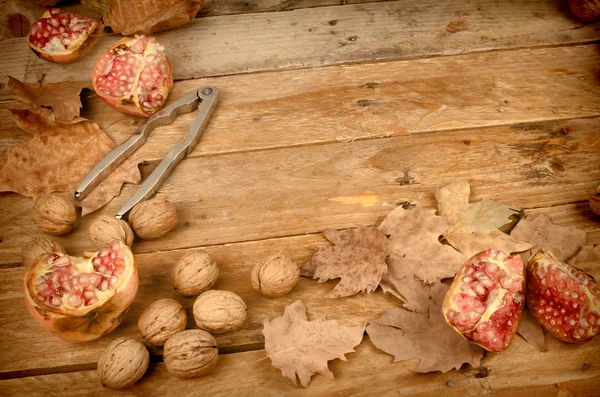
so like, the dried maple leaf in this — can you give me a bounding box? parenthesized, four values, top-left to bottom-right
(0, 110, 141, 214)
(4, 77, 91, 123)
(301, 226, 388, 298)
(435, 180, 470, 217)
(0, 0, 44, 39)
(82, 0, 205, 35)
(568, 245, 600, 280)
(367, 280, 484, 373)
(379, 266, 439, 313)
(510, 214, 587, 264)
(441, 198, 532, 257)
(263, 300, 364, 388)
(379, 207, 466, 283)
(516, 308, 546, 352)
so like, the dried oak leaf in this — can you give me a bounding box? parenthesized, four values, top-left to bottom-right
(379, 207, 466, 283)
(301, 225, 387, 298)
(0, 110, 141, 215)
(516, 308, 546, 352)
(3, 77, 92, 123)
(263, 300, 364, 388)
(442, 198, 532, 257)
(510, 214, 587, 264)
(367, 280, 484, 373)
(568, 245, 600, 281)
(82, 0, 205, 35)
(435, 180, 470, 217)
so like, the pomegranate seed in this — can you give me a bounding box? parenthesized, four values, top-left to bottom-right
(67, 293, 82, 308)
(83, 289, 95, 300)
(86, 297, 99, 306)
(99, 278, 109, 291)
(54, 256, 70, 267)
(109, 274, 119, 289)
(49, 295, 62, 306)
(99, 249, 110, 257)
(89, 273, 102, 287)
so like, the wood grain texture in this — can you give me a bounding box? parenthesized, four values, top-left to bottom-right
(0, 0, 598, 84)
(1, 115, 599, 266)
(1, 336, 598, 396)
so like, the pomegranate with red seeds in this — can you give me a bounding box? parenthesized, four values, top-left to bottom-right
(443, 249, 525, 352)
(24, 240, 138, 343)
(527, 249, 600, 343)
(27, 8, 104, 64)
(92, 35, 173, 117)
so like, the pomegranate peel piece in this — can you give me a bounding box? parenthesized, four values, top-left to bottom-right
(527, 249, 600, 343)
(27, 8, 104, 64)
(23, 240, 138, 343)
(443, 249, 525, 352)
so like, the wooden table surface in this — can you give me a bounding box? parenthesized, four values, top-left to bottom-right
(1, 1, 600, 396)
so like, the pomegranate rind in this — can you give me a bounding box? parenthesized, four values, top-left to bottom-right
(92, 36, 173, 117)
(526, 249, 600, 343)
(442, 249, 526, 352)
(27, 10, 104, 64)
(23, 241, 138, 343)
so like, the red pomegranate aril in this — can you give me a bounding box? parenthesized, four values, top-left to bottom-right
(526, 250, 600, 343)
(443, 249, 526, 352)
(24, 241, 138, 342)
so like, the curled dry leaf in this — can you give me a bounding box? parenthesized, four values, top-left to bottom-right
(82, 0, 205, 35)
(568, 245, 600, 281)
(3, 77, 91, 123)
(0, 1, 45, 39)
(380, 207, 466, 283)
(510, 214, 587, 264)
(435, 180, 470, 217)
(21, 236, 66, 267)
(367, 281, 484, 373)
(263, 300, 364, 387)
(301, 226, 387, 298)
(516, 308, 547, 352)
(0, 110, 142, 215)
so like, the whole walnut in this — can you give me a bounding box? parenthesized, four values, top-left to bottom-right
(128, 198, 178, 239)
(193, 290, 247, 333)
(21, 236, 66, 267)
(89, 215, 134, 249)
(170, 250, 219, 296)
(163, 329, 218, 379)
(32, 193, 77, 235)
(98, 338, 150, 389)
(251, 253, 299, 298)
(138, 299, 187, 346)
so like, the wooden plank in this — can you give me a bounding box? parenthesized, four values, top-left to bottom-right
(198, 0, 390, 17)
(0, 234, 400, 377)
(0, 1, 598, 84)
(1, 115, 599, 266)
(1, 336, 599, 396)
(2, 44, 600, 160)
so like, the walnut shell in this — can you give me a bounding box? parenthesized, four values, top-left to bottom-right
(193, 290, 247, 334)
(163, 329, 218, 379)
(21, 236, 66, 267)
(89, 215, 134, 249)
(138, 299, 187, 346)
(32, 193, 77, 235)
(251, 253, 299, 298)
(170, 250, 219, 296)
(128, 198, 178, 240)
(98, 337, 150, 389)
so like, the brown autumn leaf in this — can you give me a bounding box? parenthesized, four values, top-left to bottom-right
(379, 265, 440, 313)
(263, 300, 364, 388)
(568, 245, 600, 280)
(301, 225, 388, 298)
(379, 207, 466, 283)
(516, 308, 546, 352)
(82, 0, 205, 35)
(0, 0, 44, 39)
(441, 197, 532, 258)
(367, 280, 484, 373)
(4, 76, 92, 122)
(510, 214, 587, 264)
(435, 180, 470, 217)
(0, 109, 141, 214)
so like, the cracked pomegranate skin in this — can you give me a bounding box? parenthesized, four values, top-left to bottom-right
(526, 250, 600, 343)
(443, 249, 526, 352)
(23, 240, 138, 343)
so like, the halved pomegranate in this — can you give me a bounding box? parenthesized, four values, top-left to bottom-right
(92, 35, 173, 117)
(23, 240, 138, 343)
(27, 8, 104, 64)
(527, 249, 600, 343)
(443, 249, 525, 352)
